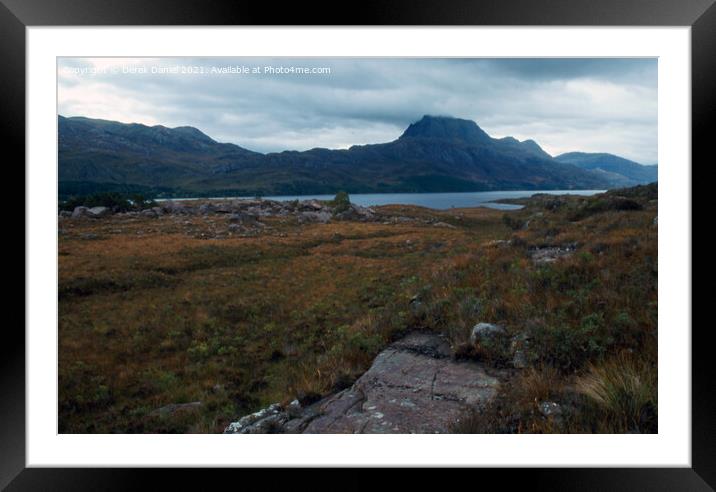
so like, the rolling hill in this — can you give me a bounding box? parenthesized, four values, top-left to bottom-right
(554, 152, 657, 188)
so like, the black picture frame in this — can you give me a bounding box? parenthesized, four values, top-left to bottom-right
(5, 0, 710, 488)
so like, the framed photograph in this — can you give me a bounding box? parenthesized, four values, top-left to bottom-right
(6, 0, 710, 487)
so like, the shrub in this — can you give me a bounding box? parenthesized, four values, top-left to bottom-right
(331, 191, 351, 213)
(568, 196, 643, 221)
(502, 213, 523, 230)
(528, 313, 612, 372)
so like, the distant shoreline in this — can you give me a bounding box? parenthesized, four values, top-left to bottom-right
(156, 189, 606, 200)
(155, 189, 606, 211)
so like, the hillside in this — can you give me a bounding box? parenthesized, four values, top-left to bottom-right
(59, 115, 614, 197)
(554, 152, 657, 188)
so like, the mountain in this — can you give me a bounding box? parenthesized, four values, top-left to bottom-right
(554, 152, 657, 188)
(59, 115, 615, 198)
(58, 116, 261, 195)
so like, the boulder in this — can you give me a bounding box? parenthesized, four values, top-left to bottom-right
(298, 199, 325, 212)
(298, 211, 331, 224)
(228, 212, 259, 225)
(71, 206, 89, 218)
(334, 203, 376, 221)
(86, 206, 111, 218)
(469, 323, 506, 345)
(198, 203, 215, 215)
(246, 205, 276, 217)
(161, 201, 188, 215)
(59, 210, 72, 218)
(140, 208, 159, 218)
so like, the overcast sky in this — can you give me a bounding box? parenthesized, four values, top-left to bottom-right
(57, 57, 657, 164)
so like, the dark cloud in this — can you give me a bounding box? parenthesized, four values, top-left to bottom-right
(57, 57, 657, 163)
(478, 58, 657, 82)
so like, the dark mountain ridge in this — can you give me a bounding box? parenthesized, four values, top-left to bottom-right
(58, 115, 655, 198)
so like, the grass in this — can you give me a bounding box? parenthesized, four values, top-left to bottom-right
(575, 354, 657, 433)
(451, 365, 564, 433)
(59, 205, 508, 432)
(447, 185, 657, 433)
(58, 184, 657, 433)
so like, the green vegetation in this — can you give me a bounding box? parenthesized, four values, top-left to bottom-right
(331, 191, 351, 214)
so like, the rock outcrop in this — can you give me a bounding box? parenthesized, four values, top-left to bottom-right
(64, 198, 379, 224)
(528, 244, 577, 264)
(224, 332, 503, 434)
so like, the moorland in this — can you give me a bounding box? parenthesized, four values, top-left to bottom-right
(58, 185, 657, 433)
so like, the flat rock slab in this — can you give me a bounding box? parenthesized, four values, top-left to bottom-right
(299, 333, 500, 434)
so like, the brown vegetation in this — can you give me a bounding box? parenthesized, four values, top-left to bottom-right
(59, 185, 657, 433)
(58, 205, 506, 432)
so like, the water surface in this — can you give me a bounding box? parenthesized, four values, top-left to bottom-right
(166, 190, 605, 210)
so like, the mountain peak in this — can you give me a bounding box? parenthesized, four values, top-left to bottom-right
(497, 136, 551, 159)
(170, 125, 216, 143)
(519, 139, 551, 159)
(399, 115, 491, 144)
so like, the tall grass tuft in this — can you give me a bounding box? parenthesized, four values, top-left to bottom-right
(575, 354, 657, 433)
